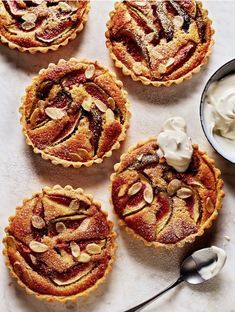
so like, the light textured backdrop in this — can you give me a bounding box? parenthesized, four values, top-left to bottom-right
(0, 1, 235, 311)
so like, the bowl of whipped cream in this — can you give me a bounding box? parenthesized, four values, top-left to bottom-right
(200, 59, 235, 163)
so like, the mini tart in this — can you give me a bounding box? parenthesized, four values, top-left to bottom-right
(106, 0, 214, 86)
(3, 185, 116, 301)
(0, 0, 90, 53)
(111, 138, 224, 248)
(20, 58, 130, 168)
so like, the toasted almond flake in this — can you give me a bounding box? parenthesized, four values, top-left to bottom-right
(29, 241, 49, 253)
(105, 108, 115, 123)
(136, 1, 147, 6)
(86, 243, 101, 255)
(56, 222, 66, 233)
(128, 182, 142, 196)
(206, 197, 214, 213)
(31, 215, 45, 229)
(69, 199, 80, 211)
(158, 63, 167, 74)
(177, 187, 193, 199)
(70, 241, 81, 258)
(167, 179, 182, 196)
(45, 107, 65, 120)
(94, 99, 108, 113)
(137, 154, 143, 161)
(78, 218, 91, 232)
(144, 187, 153, 204)
(165, 57, 175, 68)
(77, 252, 91, 263)
(22, 12, 37, 23)
(118, 184, 128, 197)
(85, 64, 95, 79)
(173, 15, 184, 29)
(107, 97, 116, 110)
(30, 254, 37, 265)
(32, 0, 44, 4)
(190, 181, 204, 188)
(22, 21, 35, 31)
(81, 97, 92, 112)
(58, 1, 72, 12)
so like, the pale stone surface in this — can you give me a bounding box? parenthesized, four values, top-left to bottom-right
(0, 1, 235, 312)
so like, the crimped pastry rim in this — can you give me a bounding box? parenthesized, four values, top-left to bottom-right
(3, 184, 117, 303)
(0, 1, 90, 54)
(110, 137, 224, 249)
(105, 1, 215, 87)
(19, 58, 131, 168)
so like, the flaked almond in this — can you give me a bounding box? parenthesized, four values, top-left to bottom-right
(136, 1, 147, 6)
(105, 108, 115, 123)
(144, 187, 153, 204)
(167, 179, 182, 196)
(165, 57, 175, 68)
(77, 252, 91, 263)
(56, 222, 66, 233)
(173, 15, 184, 29)
(86, 243, 101, 255)
(85, 64, 95, 79)
(81, 97, 92, 111)
(137, 154, 144, 161)
(22, 12, 37, 23)
(190, 181, 204, 188)
(31, 215, 45, 229)
(45, 107, 65, 120)
(78, 218, 91, 232)
(107, 97, 116, 110)
(206, 197, 214, 213)
(69, 199, 80, 210)
(30, 254, 37, 265)
(177, 187, 193, 199)
(22, 21, 35, 31)
(94, 99, 108, 113)
(58, 1, 72, 12)
(128, 182, 142, 196)
(70, 241, 81, 258)
(118, 184, 128, 197)
(158, 63, 167, 74)
(29, 241, 49, 253)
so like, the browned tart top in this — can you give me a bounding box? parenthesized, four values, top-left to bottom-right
(111, 139, 223, 247)
(20, 59, 130, 167)
(0, 0, 89, 51)
(106, 0, 213, 85)
(4, 186, 116, 298)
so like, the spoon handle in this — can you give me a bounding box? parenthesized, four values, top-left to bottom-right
(124, 276, 184, 312)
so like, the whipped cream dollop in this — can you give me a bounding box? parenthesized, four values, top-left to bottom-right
(207, 74, 235, 140)
(194, 246, 227, 281)
(157, 117, 193, 172)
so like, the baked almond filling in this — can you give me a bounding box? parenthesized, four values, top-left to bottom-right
(111, 138, 224, 247)
(106, 0, 213, 85)
(3, 186, 116, 298)
(20, 59, 130, 167)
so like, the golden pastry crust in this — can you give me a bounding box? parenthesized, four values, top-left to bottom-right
(0, 0, 90, 53)
(106, 0, 214, 87)
(111, 138, 224, 248)
(20, 58, 130, 168)
(3, 185, 116, 302)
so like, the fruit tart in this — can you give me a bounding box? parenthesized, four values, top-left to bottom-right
(0, 0, 90, 53)
(20, 58, 130, 168)
(3, 185, 116, 301)
(106, 0, 214, 86)
(111, 117, 224, 248)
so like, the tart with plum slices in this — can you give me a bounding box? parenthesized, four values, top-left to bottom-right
(0, 0, 90, 53)
(106, 0, 214, 86)
(3, 185, 116, 301)
(20, 58, 130, 168)
(111, 135, 224, 248)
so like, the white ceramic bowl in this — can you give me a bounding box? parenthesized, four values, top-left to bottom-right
(200, 59, 235, 164)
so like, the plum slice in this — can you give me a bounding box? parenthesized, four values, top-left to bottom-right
(4, 0, 27, 17)
(37, 80, 55, 100)
(154, 2, 174, 42)
(89, 107, 103, 155)
(61, 70, 87, 89)
(35, 18, 75, 43)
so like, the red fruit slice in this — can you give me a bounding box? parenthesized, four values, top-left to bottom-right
(5, 0, 27, 16)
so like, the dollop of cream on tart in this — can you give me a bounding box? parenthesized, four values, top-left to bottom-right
(3, 186, 116, 299)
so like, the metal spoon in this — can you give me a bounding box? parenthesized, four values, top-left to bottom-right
(124, 246, 226, 312)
